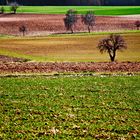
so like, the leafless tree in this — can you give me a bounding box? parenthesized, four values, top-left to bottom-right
(97, 34, 127, 62)
(81, 11, 95, 33)
(135, 20, 140, 30)
(64, 9, 78, 34)
(19, 25, 27, 36)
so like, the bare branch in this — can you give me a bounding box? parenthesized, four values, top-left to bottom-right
(97, 34, 127, 62)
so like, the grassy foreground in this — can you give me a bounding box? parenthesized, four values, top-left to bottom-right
(3, 6, 140, 15)
(0, 32, 140, 62)
(0, 76, 140, 139)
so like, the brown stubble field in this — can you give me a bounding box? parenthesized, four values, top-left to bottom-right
(0, 33, 140, 73)
(0, 33, 140, 62)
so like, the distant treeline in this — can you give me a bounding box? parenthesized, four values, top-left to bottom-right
(1, 0, 140, 6)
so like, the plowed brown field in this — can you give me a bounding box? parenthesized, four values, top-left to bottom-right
(0, 14, 139, 36)
(0, 55, 139, 73)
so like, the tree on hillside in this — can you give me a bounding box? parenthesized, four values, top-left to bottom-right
(97, 34, 127, 62)
(64, 9, 78, 34)
(81, 11, 95, 33)
(135, 20, 140, 30)
(10, 2, 19, 14)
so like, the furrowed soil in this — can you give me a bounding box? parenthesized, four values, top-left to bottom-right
(0, 14, 140, 36)
(0, 55, 29, 63)
(0, 55, 139, 73)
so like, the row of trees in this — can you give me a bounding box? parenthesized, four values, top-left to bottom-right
(64, 9, 140, 34)
(16, 10, 95, 36)
(64, 9, 95, 33)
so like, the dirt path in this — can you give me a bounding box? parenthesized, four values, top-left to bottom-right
(0, 14, 139, 36)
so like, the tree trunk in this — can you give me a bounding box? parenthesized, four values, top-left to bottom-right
(23, 31, 25, 36)
(110, 56, 115, 62)
(70, 26, 73, 34)
(14, 9, 16, 14)
(109, 50, 116, 62)
(88, 26, 90, 33)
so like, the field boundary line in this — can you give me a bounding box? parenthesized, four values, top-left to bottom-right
(0, 72, 139, 78)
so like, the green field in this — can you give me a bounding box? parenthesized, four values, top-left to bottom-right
(2, 6, 140, 15)
(0, 75, 140, 139)
(0, 32, 140, 62)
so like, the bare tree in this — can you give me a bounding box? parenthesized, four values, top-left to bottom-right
(64, 9, 78, 34)
(19, 25, 27, 36)
(135, 20, 140, 30)
(10, 2, 19, 14)
(97, 34, 127, 62)
(0, 7, 5, 14)
(81, 11, 95, 33)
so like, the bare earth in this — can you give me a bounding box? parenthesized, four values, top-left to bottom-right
(0, 14, 140, 36)
(0, 55, 139, 73)
(0, 61, 139, 73)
